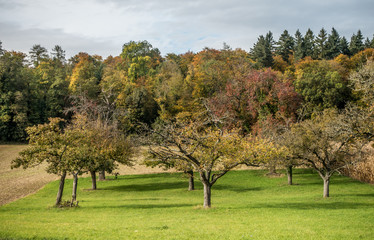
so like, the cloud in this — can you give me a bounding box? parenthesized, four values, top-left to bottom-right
(0, 0, 373, 57)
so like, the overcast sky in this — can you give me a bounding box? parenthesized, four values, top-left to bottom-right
(1, 0, 373, 58)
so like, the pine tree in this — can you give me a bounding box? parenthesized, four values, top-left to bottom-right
(303, 29, 315, 58)
(276, 30, 294, 62)
(326, 28, 341, 59)
(0, 40, 4, 56)
(339, 36, 350, 55)
(314, 28, 328, 59)
(294, 29, 304, 61)
(250, 31, 274, 68)
(349, 30, 364, 55)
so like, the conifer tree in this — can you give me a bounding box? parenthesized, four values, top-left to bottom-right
(294, 29, 304, 61)
(326, 28, 341, 59)
(314, 28, 328, 59)
(339, 36, 350, 55)
(276, 30, 294, 62)
(303, 29, 315, 58)
(349, 30, 364, 55)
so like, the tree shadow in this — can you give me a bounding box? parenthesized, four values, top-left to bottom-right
(247, 201, 373, 210)
(87, 203, 194, 209)
(214, 184, 263, 193)
(100, 181, 186, 192)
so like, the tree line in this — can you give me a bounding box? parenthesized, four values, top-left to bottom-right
(3, 27, 374, 208)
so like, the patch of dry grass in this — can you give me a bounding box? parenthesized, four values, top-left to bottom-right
(0, 144, 57, 206)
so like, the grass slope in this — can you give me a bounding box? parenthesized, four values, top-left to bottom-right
(0, 169, 373, 240)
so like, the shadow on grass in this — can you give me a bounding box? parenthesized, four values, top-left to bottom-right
(248, 201, 373, 210)
(100, 181, 186, 192)
(214, 184, 263, 193)
(88, 203, 194, 209)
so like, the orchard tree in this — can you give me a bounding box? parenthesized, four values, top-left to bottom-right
(11, 118, 70, 205)
(146, 108, 278, 208)
(286, 108, 373, 197)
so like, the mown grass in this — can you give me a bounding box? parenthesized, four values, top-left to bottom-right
(0, 169, 373, 240)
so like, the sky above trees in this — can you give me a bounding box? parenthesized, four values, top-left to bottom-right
(0, 0, 373, 57)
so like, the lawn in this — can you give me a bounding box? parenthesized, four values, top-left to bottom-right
(0, 169, 373, 240)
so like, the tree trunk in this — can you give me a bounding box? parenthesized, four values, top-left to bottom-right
(323, 176, 330, 198)
(55, 171, 66, 206)
(203, 182, 212, 208)
(72, 173, 78, 202)
(269, 164, 277, 174)
(286, 165, 293, 185)
(99, 170, 105, 181)
(187, 170, 194, 191)
(90, 170, 97, 190)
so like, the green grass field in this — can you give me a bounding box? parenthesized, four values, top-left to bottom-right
(0, 169, 373, 240)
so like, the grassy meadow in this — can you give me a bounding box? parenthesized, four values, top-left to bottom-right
(0, 169, 373, 240)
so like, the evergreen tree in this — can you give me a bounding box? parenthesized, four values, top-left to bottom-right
(303, 29, 315, 58)
(314, 28, 328, 59)
(294, 29, 304, 61)
(339, 36, 350, 55)
(326, 28, 341, 59)
(29, 44, 49, 67)
(276, 30, 294, 62)
(51, 45, 66, 64)
(0, 40, 4, 56)
(349, 30, 364, 55)
(250, 31, 274, 68)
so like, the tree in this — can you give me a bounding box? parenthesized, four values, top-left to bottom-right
(349, 30, 364, 55)
(250, 32, 274, 67)
(68, 53, 103, 100)
(11, 118, 70, 205)
(314, 28, 328, 59)
(339, 37, 351, 56)
(210, 68, 300, 134)
(294, 29, 305, 61)
(326, 28, 341, 59)
(51, 45, 66, 65)
(29, 44, 49, 67)
(294, 59, 351, 113)
(303, 29, 315, 58)
(276, 30, 294, 62)
(285, 108, 372, 197)
(146, 109, 276, 208)
(0, 40, 4, 56)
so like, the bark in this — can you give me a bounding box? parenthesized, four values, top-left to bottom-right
(323, 176, 330, 198)
(99, 170, 105, 181)
(55, 171, 66, 206)
(203, 182, 212, 208)
(90, 170, 97, 190)
(286, 165, 293, 185)
(187, 170, 195, 191)
(72, 173, 78, 202)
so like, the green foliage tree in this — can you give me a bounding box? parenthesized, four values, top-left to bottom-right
(276, 30, 294, 62)
(29, 44, 49, 67)
(339, 36, 351, 56)
(250, 31, 274, 67)
(326, 28, 341, 59)
(349, 30, 365, 55)
(294, 29, 305, 61)
(303, 29, 315, 58)
(294, 59, 351, 113)
(314, 28, 328, 59)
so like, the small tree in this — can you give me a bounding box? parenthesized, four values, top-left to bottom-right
(12, 118, 70, 205)
(146, 110, 277, 208)
(286, 108, 372, 197)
